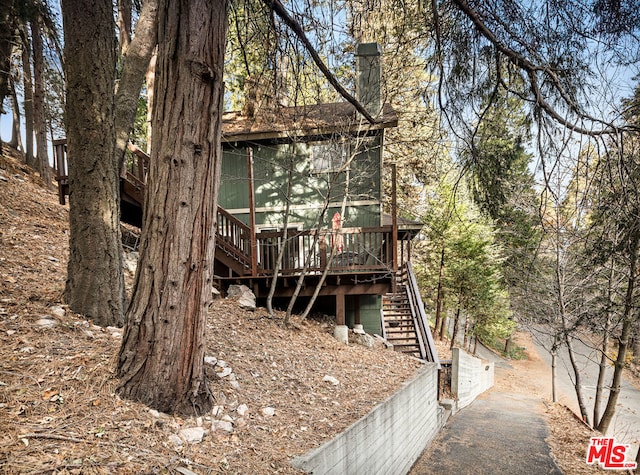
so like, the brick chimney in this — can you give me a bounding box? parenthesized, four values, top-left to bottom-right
(356, 43, 382, 118)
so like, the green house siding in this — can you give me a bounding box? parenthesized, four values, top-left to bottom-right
(346, 295, 382, 335)
(220, 134, 383, 229)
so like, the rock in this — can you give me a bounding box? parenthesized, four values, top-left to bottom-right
(35, 317, 56, 328)
(226, 285, 247, 298)
(6, 330, 16, 336)
(110, 332, 122, 339)
(221, 414, 234, 424)
(261, 407, 276, 417)
(229, 380, 240, 389)
(211, 405, 224, 417)
(175, 467, 199, 475)
(352, 332, 375, 348)
(168, 434, 183, 446)
(149, 409, 160, 418)
(216, 360, 227, 368)
(179, 427, 205, 443)
(46, 256, 59, 263)
(213, 420, 234, 432)
(374, 334, 394, 349)
(204, 356, 217, 366)
(196, 416, 203, 427)
(322, 375, 339, 386)
(238, 295, 256, 311)
(216, 367, 232, 378)
(212, 287, 221, 299)
(236, 404, 248, 416)
(226, 285, 256, 311)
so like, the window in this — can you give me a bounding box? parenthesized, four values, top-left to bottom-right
(310, 141, 348, 173)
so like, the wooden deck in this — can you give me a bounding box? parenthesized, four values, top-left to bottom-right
(53, 140, 403, 279)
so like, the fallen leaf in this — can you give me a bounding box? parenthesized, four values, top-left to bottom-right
(42, 388, 58, 400)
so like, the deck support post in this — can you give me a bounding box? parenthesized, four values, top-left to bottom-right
(391, 163, 398, 292)
(334, 291, 348, 343)
(247, 147, 258, 276)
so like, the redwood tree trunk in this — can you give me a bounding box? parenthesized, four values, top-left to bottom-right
(117, 0, 228, 415)
(62, 0, 125, 326)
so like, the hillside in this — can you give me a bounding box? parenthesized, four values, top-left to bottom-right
(0, 146, 423, 474)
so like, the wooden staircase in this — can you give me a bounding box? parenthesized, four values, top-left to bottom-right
(380, 262, 440, 364)
(382, 289, 422, 357)
(53, 140, 255, 276)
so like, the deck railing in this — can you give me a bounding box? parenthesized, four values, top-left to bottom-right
(254, 226, 393, 275)
(216, 207, 253, 272)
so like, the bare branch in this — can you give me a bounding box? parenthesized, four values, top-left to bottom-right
(261, 0, 377, 124)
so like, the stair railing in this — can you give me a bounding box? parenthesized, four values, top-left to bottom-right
(216, 206, 253, 271)
(404, 261, 441, 367)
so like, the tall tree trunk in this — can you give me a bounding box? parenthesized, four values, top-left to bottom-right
(0, 0, 14, 115)
(9, 76, 22, 150)
(266, 154, 293, 316)
(117, 0, 132, 56)
(117, 0, 228, 415)
(565, 333, 590, 424)
(21, 26, 35, 168)
(597, 230, 639, 434)
(450, 295, 461, 350)
(31, 17, 51, 188)
(114, 0, 158, 173)
(633, 317, 640, 364)
(594, 262, 615, 427)
(551, 341, 557, 403)
(62, 0, 125, 326)
(434, 246, 445, 338)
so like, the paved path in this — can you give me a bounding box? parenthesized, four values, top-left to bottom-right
(411, 373, 562, 475)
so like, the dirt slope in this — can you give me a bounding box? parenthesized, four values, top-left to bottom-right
(0, 147, 422, 474)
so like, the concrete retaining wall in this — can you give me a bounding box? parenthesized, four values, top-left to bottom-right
(451, 347, 494, 410)
(291, 363, 441, 475)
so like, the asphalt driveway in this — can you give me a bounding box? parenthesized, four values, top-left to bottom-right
(410, 379, 562, 474)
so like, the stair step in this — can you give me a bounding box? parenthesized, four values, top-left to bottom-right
(392, 343, 421, 349)
(385, 325, 414, 330)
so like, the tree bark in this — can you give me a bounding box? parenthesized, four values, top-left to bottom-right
(0, 0, 14, 115)
(434, 246, 445, 339)
(62, 0, 125, 326)
(31, 16, 52, 187)
(450, 298, 461, 350)
(21, 26, 35, 168)
(266, 153, 293, 316)
(597, 230, 639, 434)
(117, 0, 132, 56)
(114, 0, 158, 173)
(8, 76, 22, 150)
(117, 0, 228, 415)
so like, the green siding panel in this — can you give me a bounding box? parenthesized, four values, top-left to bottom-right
(346, 295, 382, 335)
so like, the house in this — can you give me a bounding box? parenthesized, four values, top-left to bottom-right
(53, 43, 439, 364)
(215, 43, 438, 363)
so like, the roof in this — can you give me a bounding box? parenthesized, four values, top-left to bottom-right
(222, 102, 398, 143)
(382, 213, 424, 239)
